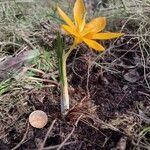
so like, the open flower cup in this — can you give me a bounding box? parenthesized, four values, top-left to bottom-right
(56, 0, 124, 116)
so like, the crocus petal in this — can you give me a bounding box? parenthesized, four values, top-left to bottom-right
(79, 13, 86, 32)
(75, 37, 82, 44)
(92, 32, 124, 40)
(73, 0, 86, 28)
(57, 6, 75, 28)
(83, 17, 106, 35)
(83, 38, 105, 51)
(62, 25, 77, 36)
(83, 32, 95, 39)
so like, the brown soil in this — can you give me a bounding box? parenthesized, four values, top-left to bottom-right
(0, 37, 150, 150)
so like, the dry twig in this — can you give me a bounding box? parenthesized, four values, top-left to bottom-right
(39, 119, 57, 150)
(57, 115, 82, 150)
(42, 141, 76, 150)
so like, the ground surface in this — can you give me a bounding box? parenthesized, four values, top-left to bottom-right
(0, 0, 150, 150)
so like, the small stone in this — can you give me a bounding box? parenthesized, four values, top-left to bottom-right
(29, 110, 48, 129)
(124, 69, 140, 83)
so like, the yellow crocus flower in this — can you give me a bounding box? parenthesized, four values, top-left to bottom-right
(57, 0, 124, 51)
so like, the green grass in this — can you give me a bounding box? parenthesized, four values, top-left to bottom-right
(0, 79, 11, 95)
(140, 127, 150, 136)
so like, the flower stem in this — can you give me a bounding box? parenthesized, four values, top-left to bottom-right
(61, 42, 76, 116)
(64, 42, 76, 61)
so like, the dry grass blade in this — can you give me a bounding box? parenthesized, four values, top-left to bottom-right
(57, 115, 82, 150)
(26, 77, 58, 86)
(39, 119, 57, 150)
(42, 142, 76, 150)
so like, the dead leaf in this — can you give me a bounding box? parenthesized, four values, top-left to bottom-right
(0, 49, 39, 81)
(112, 136, 127, 150)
